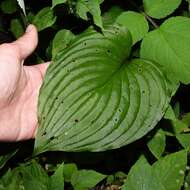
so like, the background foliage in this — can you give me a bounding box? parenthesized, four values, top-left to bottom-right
(0, 0, 190, 189)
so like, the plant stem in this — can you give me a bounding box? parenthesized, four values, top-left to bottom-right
(141, 12, 159, 28)
(127, 0, 159, 29)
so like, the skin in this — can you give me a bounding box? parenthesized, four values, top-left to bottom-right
(0, 25, 49, 141)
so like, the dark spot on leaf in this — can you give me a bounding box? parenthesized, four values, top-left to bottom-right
(142, 90, 145, 94)
(119, 109, 122, 112)
(115, 118, 118, 122)
(91, 120, 95, 124)
(107, 49, 111, 53)
(75, 119, 79, 123)
(42, 132, 47, 136)
(50, 136, 55, 140)
(61, 101, 64, 104)
(55, 97, 58, 100)
(84, 42, 87, 46)
(138, 68, 142, 72)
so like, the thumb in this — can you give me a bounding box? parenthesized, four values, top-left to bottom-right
(12, 24, 38, 60)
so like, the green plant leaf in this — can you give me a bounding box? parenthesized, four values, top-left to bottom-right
(141, 16, 190, 84)
(102, 6, 123, 25)
(116, 11, 149, 44)
(52, 0, 67, 8)
(49, 163, 64, 190)
(1, 0, 17, 14)
(16, 0, 26, 15)
(122, 156, 165, 190)
(164, 105, 176, 120)
(63, 163, 78, 182)
(143, 0, 182, 19)
(176, 134, 190, 149)
(0, 149, 18, 170)
(20, 161, 49, 190)
(52, 29, 75, 59)
(32, 7, 57, 31)
(152, 150, 187, 190)
(76, 0, 103, 29)
(10, 19, 24, 38)
(147, 129, 166, 159)
(71, 170, 106, 190)
(34, 25, 171, 154)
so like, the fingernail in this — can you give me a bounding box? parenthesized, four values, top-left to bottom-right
(26, 24, 33, 33)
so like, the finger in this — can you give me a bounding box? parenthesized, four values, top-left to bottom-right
(33, 62, 50, 77)
(12, 24, 38, 60)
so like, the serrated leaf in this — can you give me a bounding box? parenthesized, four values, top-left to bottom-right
(116, 11, 149, 44)
(52, 29, 75, 59)
(152, 150, 187, 190)
(122, 156, 165, 190)
(16, 0, 26, 15)
(1, 0, 17, 14)
(49, 163, 64, 190)
(143, 0, 182, 19)
(34, 26, 171, 154)
(76, 0, 103, 29)
(32, 7, 56, 32)
(141, 16, 190, 84)
(71, 170, 106, 190)
(52, 0, 67, 8)
(147, 129, 166, 159)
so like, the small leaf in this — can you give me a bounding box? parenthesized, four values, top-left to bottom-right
(52, 0, 67, 8)
(116, 11, 149, 44)
(52, 29, 75, 59)
(32, 7, 57, 31)
(11, 19, 24, 38)
(172, 119, 188, 134)
(49, 163, 64, 190)
(76, 0, 103, 29)
(122, 156, 165, 190)
(0, 149, 18, 170)
(71, 170, 106, 190)
(16, 0, 26, 15)
(141, 16, 190, 84)
(1, 0, 17, 14)
(102, 6, 123, 25)
(34, 25, 172, 154)
(176, 134, 190, 149)
(164, 105, 176, 120)
(143, 0, 182, 19)
(63, 163, 78, 182)
(147, 129, 166, 159)
(152, 150, 187, 190)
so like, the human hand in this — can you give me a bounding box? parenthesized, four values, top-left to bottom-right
(0, 25, 49, 141)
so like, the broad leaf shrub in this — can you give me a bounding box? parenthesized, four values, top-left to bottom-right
(0, 0, 190, 189)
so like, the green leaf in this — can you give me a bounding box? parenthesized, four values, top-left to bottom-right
(141, 16, 190, 84)
(11, 19, 24, 38)
(52, 29, 75, 59)
(164, 105, 176, 120)
(49, 163, 64, 190)
(176, 134, 190, 149)
(1, 0, 17, 14)
(16, 0, 26, 15)
(147, 129, 166, 159)
(76, 0, 103, 29)
(116, 11, 149, 44)
(182, 113, 190, 126)
(172, 119, 188, 134)
(184, 171, 190, 190)
(152, 150, 187, 190)
(32, 7, 57, 31)
(34, 25, 171, 154)
(0, 169, 23, 190)
(143, 0, 182, 19)
(52, 0, 67, 8)
(20, 161, 49, 190)
(71, 170, 106, 190)
(102, 6, 123, 25)
(63, 163, 78, 182)
(0, 149, 18, 170)
(122, 156, 165, 190)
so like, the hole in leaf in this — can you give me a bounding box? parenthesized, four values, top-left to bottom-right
(107, 49, 111, 53)
(138, 68, 142, 72)
(75, 119, 79, 123)
(50, 136, 55, 140)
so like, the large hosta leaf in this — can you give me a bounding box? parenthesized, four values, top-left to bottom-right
(34, 26, 171, 154)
